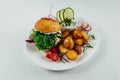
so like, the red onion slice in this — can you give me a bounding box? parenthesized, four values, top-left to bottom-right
(25, 39, 34, 43)
(48, 14, 57, 21)
(78, 22, 83, 27)
(82, 23, 89, 29)
(41, 15, 57, 22)
(85, 26, 92, 32)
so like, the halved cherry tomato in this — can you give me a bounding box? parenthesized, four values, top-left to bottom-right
(51, 46, 59, 53)
(45, 51, 52, 59)
(46, 51, 60, 62)
(51, 53, 60, 62)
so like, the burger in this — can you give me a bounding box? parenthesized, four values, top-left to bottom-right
(26, 18, 62, 50)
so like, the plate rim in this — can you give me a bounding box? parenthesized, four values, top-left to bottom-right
(25, 18, 101, 71)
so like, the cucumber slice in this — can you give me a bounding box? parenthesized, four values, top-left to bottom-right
(59, 9, 65, 21)
(56, 10, 65, 27)
(56, 11, 61, 22)
(59, 9, 66, 27)
(63, 7, 74, 20)
(71, 19, 76, 26)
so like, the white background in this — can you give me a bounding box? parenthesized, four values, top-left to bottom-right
(0, 0, 120, 80)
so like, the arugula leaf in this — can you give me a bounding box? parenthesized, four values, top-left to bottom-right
(33, 30, 58, 50)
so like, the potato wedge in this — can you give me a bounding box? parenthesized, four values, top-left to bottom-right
(62, 30, 69, 38)
(81, 31, 89, 40)
(63, 35, 74, 49)
(74, 39, 84, 46)
(59, 44, 68, 55)
(72, 28, 82, 39)
(74, 46, 82, 55)
(66, 50, 78, 60)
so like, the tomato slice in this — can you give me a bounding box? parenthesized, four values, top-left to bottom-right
(51, 46, 59, 53)
(45, 51, 52, 59)
(46, 51, 60, 62)
(51, 53, 60, 62)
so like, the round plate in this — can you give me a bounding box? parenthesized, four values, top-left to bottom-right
(26, 18, 100, 71)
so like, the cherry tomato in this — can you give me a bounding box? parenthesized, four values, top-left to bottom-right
(45, 51, 52, 59)
(51, 46, 59, 53)
(51, 53, 60, 62)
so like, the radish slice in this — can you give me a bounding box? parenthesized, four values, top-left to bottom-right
(41, 15, 57, 22)
(77, 22, 84, 30)
(82, 23, 89, 29)
(25, 39, 34, 43)
(85, 26, 92, 32)
(78, 22, 83, 27)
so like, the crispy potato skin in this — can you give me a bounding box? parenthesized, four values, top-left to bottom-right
(74, 39, 84, 46)
(81, 31, 89, 40)
(62, 30, 69, 38)
(74, 46, 82, 55)
(59, 44, 68, 55)
(63, 36, 74, 49)
(66, 50, 78, 60)
(72, 28, 82, 39)
(58, 27, 90, 60)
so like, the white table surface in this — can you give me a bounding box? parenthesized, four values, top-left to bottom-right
(0, 0, 120, 80)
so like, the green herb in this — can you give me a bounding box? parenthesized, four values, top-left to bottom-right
(61, 60, 65, 63)
(86, 43, 93, 48)
(64, 18, 72, 26)
(82, 41, 93, 52)
(33, 30, 58, 50)
(59, 54, 70, 63)
(59, 19, 76, 27)
(90, 35, 95, 40)
(59, 54, 63, 61)
(63, 57, 70, 63)
(59, 53, 70, 63)
(83, 46, 87, 52)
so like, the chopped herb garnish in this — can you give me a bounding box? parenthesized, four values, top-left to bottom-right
(82, 40, 94, 52)
(86, 43, 93, 48)
(59, 54, 70, 63)
(90, 35, 95, 40)
(63, 57, 70, 63)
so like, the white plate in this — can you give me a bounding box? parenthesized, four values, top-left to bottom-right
(26, 18, 100, 71)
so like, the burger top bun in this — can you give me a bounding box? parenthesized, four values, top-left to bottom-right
(35, 18, 62, 33)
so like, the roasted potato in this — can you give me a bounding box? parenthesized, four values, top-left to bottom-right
(66, 50, 78, 60)
(74, 46, 82, 55)
(72, 28, 82, 39)
(74, 39, 84, 46)
(63, 35, 74, 49)
(81, 31, 89, 40)
(59, 44, 68, 55)
(62, 30, 69, 38)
